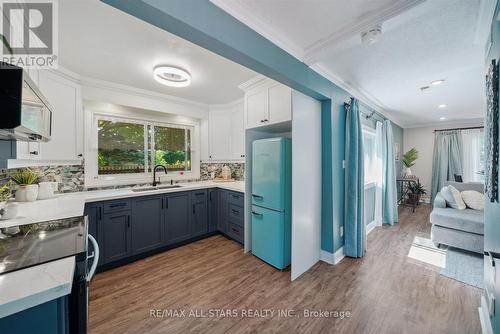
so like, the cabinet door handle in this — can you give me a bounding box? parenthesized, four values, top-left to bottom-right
(192, 204, 196, 214)
(161, 198, 164, 209)
(99, 207, 102, 220)
(127, 216, 130, 228)
(29, 151, 39, 155)
(166, 198, 169, 209)
(209, 192, 212, 201)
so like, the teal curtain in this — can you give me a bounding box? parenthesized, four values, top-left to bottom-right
(382, 120, 398, 225)
(344, 98, 365, 258)
(431, 130, 463, 201)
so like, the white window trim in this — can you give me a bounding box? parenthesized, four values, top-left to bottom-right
(85, 109, 200, 188)
(362, 126, 377, 186)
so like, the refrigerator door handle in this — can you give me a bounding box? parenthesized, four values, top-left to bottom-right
(87, 234, 99, 283)
(251, 194, 263, 199)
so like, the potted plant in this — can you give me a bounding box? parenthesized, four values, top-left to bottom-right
(402, 148, 419, 176)
(0, 182, 12, 214)
(408, 181, 426, 205)
(11, 168, 40, 202)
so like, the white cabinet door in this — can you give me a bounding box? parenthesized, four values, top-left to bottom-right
(230, 105, 245, 160)
(16, 141, 41, 160)
(38, 71, 83, 161)
(209, 110, 232, 160)
(246, 89, 268, 128)
(268, 84, 292, 124)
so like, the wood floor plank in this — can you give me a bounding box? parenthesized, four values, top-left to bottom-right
(89, 205, 482, 334)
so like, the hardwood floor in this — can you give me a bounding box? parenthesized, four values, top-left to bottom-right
(89, 204, 482, 334)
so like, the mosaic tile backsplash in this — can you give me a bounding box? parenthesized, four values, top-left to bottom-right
(200, 162, 245, 181)
(0, 161, 245, 194)
(0, 164, 85, 193)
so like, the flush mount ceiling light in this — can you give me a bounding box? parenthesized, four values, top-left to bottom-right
(438, 104, 447, 108)
(361, 25, 382, 45)
(153, 66, 191, 87)
(440, 116, 447, 121)
(431, 79, 445, 86)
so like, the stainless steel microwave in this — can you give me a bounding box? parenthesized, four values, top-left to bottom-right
(0, 62, 52, 142)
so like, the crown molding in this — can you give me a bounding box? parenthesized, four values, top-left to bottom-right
(311, 63, 404, 128)
(79, 76, 209, 110)
(403, 118, 484, 129)
(303, 0, 426, 65)
(208, 98, 243, 109)
(209, 0, 305, 61)
(474, 0, 498, 47)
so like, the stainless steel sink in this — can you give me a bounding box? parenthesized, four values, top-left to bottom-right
(131, 185, 182, 192)
(157, 185, 182, 189)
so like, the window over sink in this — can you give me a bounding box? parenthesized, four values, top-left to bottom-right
(86, 109, 199, 187)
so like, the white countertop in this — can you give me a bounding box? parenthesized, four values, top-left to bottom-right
(0, 180, 245, 229)
(0, 256, 75, 318)
(0, 180, 244, 317)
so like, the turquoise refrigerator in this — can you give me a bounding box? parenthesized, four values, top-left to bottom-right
(251, 137, 291, 269)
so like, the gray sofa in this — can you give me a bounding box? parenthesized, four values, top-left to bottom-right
(430, 181, 484, 254)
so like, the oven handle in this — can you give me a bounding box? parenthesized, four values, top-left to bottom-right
(87, 234, 99, 283)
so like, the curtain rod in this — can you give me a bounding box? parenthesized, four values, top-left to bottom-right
(344, 101, 385, 122)
(433, 126, 484, 133)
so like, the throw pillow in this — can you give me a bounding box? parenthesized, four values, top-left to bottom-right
(448, 185, 466, 210)
(440, 186, 466, 210)
(461, 190, 484, 211)
(440, 186, 456, 208)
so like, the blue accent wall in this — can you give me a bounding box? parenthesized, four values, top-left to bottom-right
(103, 0, 402, 254)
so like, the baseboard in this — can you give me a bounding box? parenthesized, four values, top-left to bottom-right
(366, 220, 377, 235)
(320, 247, 345, 265)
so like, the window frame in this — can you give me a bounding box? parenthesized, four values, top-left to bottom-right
(362, 126, 377, 186)
(85, 110, 200, 188)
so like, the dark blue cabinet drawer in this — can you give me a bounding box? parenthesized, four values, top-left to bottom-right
(228, 203, 244, 224)
(227, 221, 243, 244)
(103, 199, 131, 213)
(227, 191, 244, 207)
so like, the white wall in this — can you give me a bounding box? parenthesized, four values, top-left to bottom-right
(403, 120, 483, 201)
(291, 91, 322, 281)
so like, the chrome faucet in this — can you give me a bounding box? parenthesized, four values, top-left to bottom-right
(152, 165, 168, 187)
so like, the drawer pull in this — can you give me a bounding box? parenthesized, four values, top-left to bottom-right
(252, 211, 263, 217)
(232, 194, 240, 199)
(231, 227, 240, 234)
(232, 209, 239, 215)
(251, 194, 263, 199)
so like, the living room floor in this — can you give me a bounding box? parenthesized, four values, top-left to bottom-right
(89, 204, 481, 334)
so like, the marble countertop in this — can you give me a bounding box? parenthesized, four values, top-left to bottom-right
(0, 256, 75, 318)
(0, 180, 245, 229)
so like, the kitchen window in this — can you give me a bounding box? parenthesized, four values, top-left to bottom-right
(87, 112, 198, 187)
(362, 126, 377, 184)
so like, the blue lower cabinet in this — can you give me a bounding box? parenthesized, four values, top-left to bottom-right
(131, 195, 164, 254)
(84, 203, 104, 266)
(83, 188, 244, 271)
(0, 296, 69, 334)
(208, 189, 218, 233)
(191, 190, 208, 237)
(102, 211, 132, 264)
(164, 192, 191, 244)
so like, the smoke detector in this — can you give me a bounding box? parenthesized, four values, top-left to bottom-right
(361, 25, 382, 45)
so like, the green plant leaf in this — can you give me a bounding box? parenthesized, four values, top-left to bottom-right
(402, 148, 418, 168)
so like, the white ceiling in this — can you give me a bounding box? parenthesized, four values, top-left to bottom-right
(58, 0, 256, 105)
(211, 0, 494, 127)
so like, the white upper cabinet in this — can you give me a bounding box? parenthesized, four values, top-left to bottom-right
(246, 89, 268, 128)
(209, 100, 245, 161)
(38, 70, 83, 162)
(268, 83, 292, 124)
(242, 78, 292, 129)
